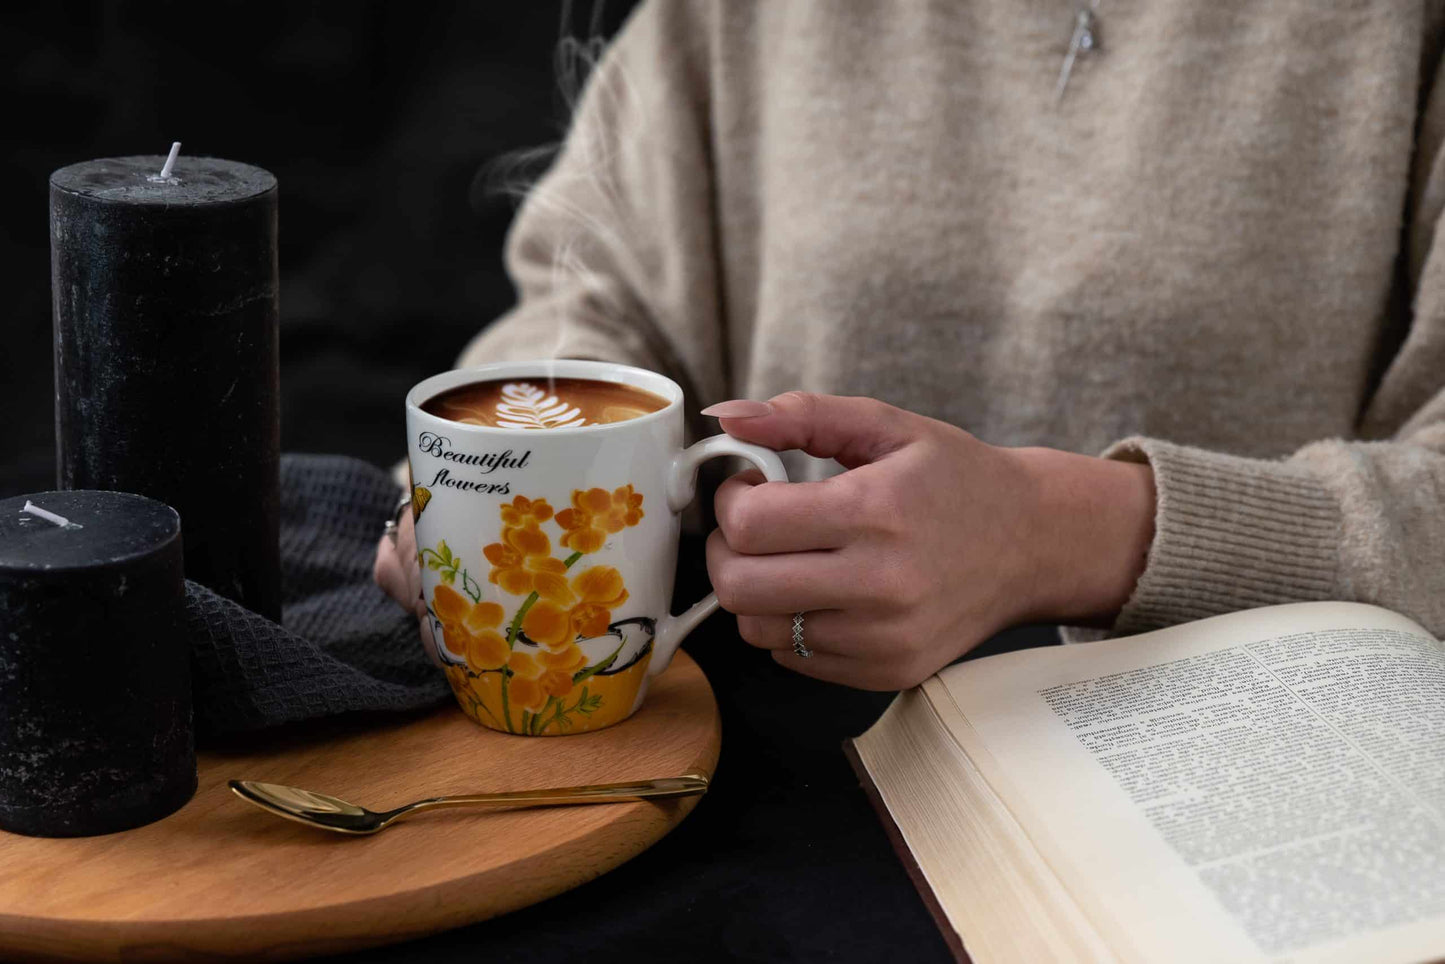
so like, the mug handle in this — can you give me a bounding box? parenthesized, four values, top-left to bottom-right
(649, 434, 789, 677)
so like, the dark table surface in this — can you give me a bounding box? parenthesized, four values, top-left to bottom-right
(313, 541, 1059, 964)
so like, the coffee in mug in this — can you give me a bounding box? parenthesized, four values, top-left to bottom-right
(422, 376, 669, 430)
(406, 360, 788, 736)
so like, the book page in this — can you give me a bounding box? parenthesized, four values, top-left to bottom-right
(934, 602, 1445, 964)
(852, 690, 1122, 963)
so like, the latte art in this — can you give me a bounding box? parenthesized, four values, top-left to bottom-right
(494, 382, 586, 430)
(422, 376, 670, 430)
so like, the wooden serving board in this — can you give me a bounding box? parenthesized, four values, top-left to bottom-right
(0, 651, 720, 963)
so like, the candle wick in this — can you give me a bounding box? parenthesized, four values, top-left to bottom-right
(149, 142, 182, 183)
(159, 142, 181, 178)
(21, 500, 82, 530)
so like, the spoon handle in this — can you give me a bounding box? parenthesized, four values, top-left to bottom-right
(387, 771, 710, 823)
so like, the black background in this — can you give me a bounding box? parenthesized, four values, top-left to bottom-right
(2, 5, 1052, 960)
(3, 1, 638, 494)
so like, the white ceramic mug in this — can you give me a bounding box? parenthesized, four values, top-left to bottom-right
(406, 360, 786, 736)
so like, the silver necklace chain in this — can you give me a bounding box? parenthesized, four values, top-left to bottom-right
(1055, 0, 1102, 104)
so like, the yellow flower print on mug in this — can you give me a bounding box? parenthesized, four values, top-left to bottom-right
(483, 523, 572, 601)
(522, 566, 630, 650)
(507, 649, 545, 679)
(498, 494, 553, 527)
(539, 643, 588, 674)
(556, 485, 645, 553)
(423, 485, 649, 735)
(507, 675, 548, 714)
(432, 584, 509, 672)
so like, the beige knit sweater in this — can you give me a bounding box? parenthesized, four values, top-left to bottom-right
(460, 0, 1445, 639)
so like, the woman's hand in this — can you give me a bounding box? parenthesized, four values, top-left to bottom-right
(702, 393, 1156, 690)
(374, 508, 448, 666)
(374, 509, 420, 611)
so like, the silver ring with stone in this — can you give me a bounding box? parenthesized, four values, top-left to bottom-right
(383, 492, 412, 545)
(791, 612, 813, 658)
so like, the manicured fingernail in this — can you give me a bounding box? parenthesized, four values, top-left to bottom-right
(701, 399, 772, 418)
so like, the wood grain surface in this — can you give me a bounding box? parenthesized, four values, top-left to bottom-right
(0, 651, 720, 963)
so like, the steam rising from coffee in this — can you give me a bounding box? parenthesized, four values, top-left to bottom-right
(475, 0, 638, 380)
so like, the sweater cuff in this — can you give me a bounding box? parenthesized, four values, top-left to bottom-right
(1099, 437, 1342, 637)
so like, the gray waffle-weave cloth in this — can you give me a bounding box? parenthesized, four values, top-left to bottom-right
(187, 454, 448, 737)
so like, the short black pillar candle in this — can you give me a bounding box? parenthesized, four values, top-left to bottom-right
(0, 491, 195, 837)
(51, 153, 281, 620)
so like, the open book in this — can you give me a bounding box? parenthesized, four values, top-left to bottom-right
(847, 602, 1445, 964)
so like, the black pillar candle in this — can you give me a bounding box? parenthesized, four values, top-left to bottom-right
(0, 491, 194, 837)
(51, 151, 281, 621)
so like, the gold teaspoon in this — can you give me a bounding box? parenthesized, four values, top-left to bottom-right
(229, 771, 710, 835)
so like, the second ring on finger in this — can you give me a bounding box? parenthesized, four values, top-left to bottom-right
(736, 610, 865, 657)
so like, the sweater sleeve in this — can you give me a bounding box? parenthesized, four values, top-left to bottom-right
(1095, 43, 1445, 639)
(456, 0, 730, 437)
